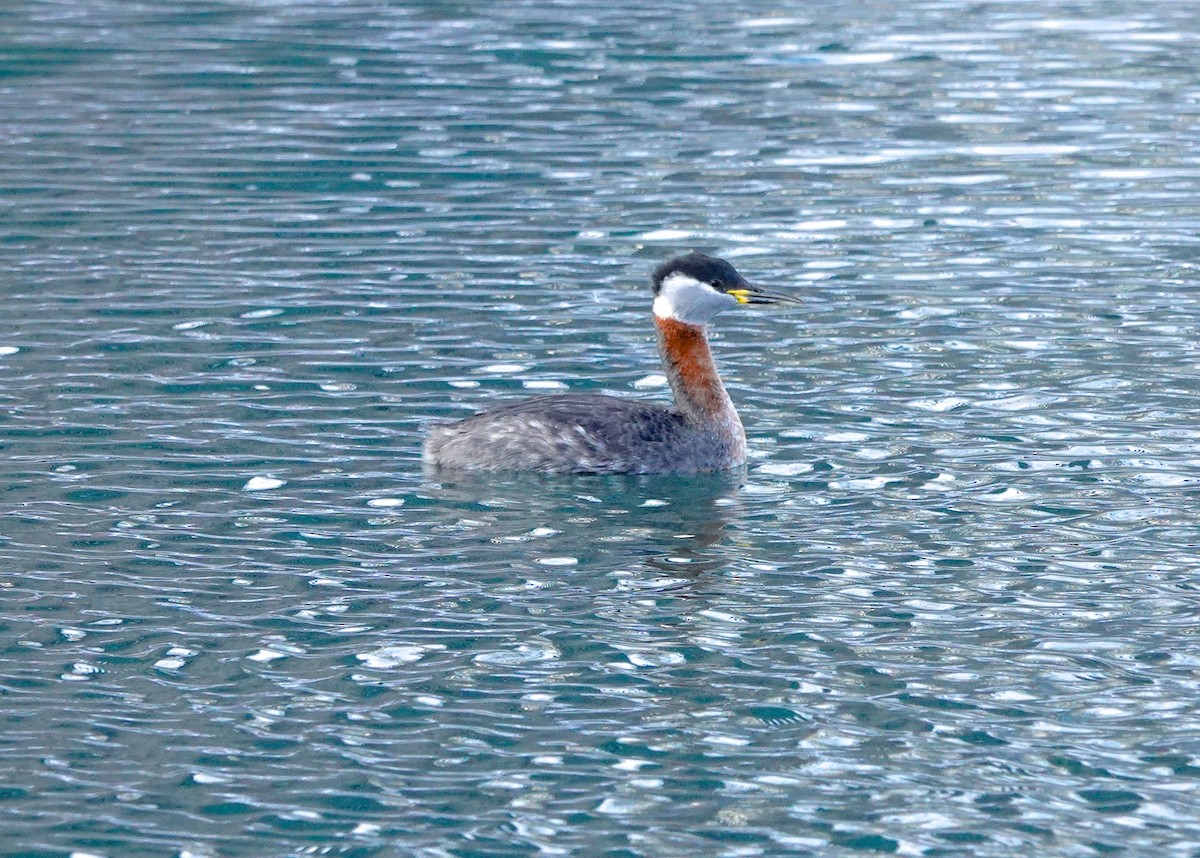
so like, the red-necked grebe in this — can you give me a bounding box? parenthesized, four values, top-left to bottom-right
(423, 252, 801, 474)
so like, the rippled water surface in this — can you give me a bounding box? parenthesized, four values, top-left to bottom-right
(4, 1, 1200, 855)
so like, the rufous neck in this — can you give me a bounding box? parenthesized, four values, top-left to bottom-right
(654, 315, 739, 425)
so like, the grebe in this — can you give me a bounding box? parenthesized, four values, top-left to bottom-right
(423, 253, 801, 474)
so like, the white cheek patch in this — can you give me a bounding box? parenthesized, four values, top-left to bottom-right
(652, 273, 737, 324)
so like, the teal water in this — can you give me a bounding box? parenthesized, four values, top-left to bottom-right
(4, 1, 1200, 855)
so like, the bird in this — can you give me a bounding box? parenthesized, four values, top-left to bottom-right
(422, 252, 801, 474)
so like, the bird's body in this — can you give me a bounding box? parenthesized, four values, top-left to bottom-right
(423, 253, 799, 475)
(422, 393, 738, 474)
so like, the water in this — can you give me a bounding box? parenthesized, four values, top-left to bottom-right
(4, 0, 1200, 854)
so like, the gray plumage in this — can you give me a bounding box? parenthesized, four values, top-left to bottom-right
(423, 393, 742, 475)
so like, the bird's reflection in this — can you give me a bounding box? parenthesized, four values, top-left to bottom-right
(423, 467, 744, 580)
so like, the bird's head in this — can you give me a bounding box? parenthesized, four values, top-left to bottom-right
(650, 252, 800, 325)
